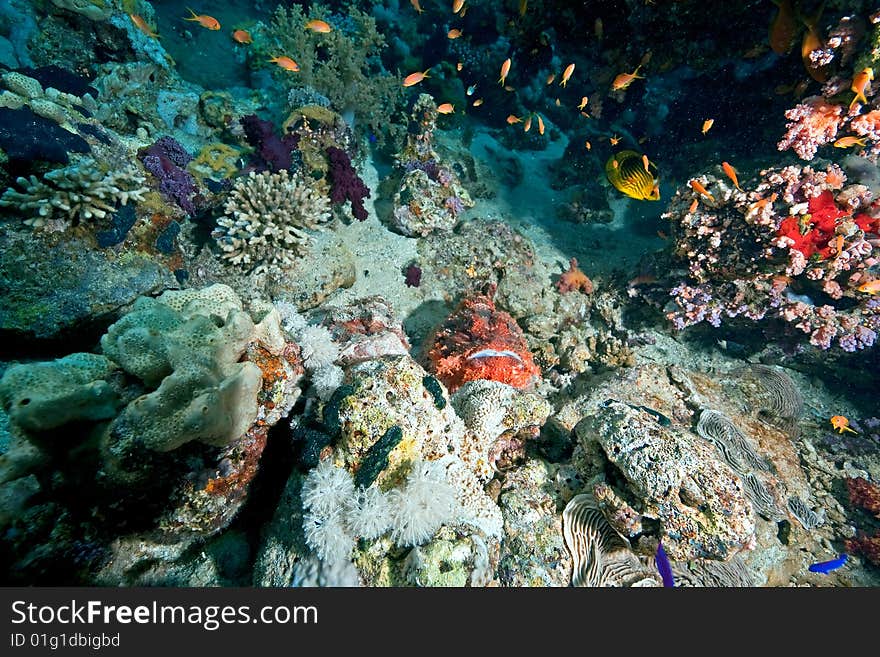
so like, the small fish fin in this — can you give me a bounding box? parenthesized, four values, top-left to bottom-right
(799, 1, 825, 29)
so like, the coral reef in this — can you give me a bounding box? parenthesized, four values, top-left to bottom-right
(213, 170, 331, 275)
(427, 286, 541, 392)
(253, 3, 403, 143)
(388, 94, 474, 237)
(239, 114, 299, 173)
(0, 156, 147, 231)
(575, 400, 756, 561)
(0, 284, 301, 581)
(657, 164, 880, 351)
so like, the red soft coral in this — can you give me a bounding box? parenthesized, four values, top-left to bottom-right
(777, 191, 850, 258)
(427, 286, 540, 392)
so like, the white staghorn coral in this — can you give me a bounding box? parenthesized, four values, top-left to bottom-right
(213, 169, 331, 275)
(0, 157, 148, 232)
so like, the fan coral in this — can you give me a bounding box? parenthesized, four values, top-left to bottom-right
(0, 156, 147, 232)
(427, 286, 541, 392)
(658, 164, 880, 351)
(213, 170, 331, 275)
(556, 258, 594, 294)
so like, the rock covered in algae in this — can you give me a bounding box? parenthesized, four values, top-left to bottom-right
(0, 231, 177, 340)
(328, 354, 465, 487)
(575, 400, 756, 561)
(497, 459, 572, 587)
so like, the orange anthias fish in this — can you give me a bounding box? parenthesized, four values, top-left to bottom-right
(506, 114, 522, 124)
(437, 103, 455, 114)
(546, 72, 556, 85)
(585, 140, 592, 150)
(537, 114, 545, 135)
(642, 154, 651, 173)
(472, 98, 483, 106)
(560, 63, 575, 87)
(453, 0, 465, 14)
(448, 29, 462, 39)
(184, 8, 220, 30)
(519, 0, 528, 17)
(269, 56, 300, 72)
(801, 5, 828, 82)
(769, 0, 797, 55)
(578, 96, 588, 110)
(857, 279, 880, 294)
(232, 29, 252, 44)
(129, 14, 158, 39)
(499, 57, 512, 85)
(523, 115, 532, 132)
(722, 161, 742, 191)
(403, 69, 430, 87)
(305, 19, 333, 33)
(609, 134, 621, 145)
(690, 179, 715, 202)
(612, 65, 643, 91)
(850, 67, 874, 110)
(830, 415, 858, 434)
(702, 118, 714, 135)
(834, 136, 867, 148)
(410, 0, 424, 13)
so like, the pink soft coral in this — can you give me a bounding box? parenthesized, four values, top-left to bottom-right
(778, 96, 844, 160)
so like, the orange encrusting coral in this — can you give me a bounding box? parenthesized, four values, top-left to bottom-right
(555, 258, 594, 294)
(427, 285, 540, 392)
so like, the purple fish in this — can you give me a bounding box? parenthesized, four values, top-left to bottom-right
(656, 542, 675, 587)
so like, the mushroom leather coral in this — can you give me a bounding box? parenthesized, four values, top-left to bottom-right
(427, 285, 540, 392)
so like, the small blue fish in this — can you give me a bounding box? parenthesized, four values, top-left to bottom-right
(808, 554, 847, 574)
(466, 84, 477, 96)
(656, 542, 675, 587)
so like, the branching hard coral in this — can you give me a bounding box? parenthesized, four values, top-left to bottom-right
(0, 157, 147, 232)
(655, 164, 880, 351)
(213, 170, 331, 275)
(253, 3, 403, 143)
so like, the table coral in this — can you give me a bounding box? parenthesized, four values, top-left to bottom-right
(427, 286, 541, 392)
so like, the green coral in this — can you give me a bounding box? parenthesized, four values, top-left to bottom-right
(254, 3, 404, 143)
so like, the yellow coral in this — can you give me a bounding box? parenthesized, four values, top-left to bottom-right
(190, 143, 241, 180)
